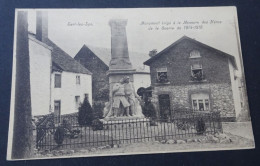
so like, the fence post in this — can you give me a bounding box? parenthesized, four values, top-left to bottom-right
(218, 112, 223, 133)
(111, 123, 114, 146)
(212, 113, 216, 134)
(163, 120, 166, 140)
(35, 127, 38, 150)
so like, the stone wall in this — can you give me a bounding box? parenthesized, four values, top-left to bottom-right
(151, 83, 236, 120)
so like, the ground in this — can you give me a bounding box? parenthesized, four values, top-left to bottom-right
(81, 134, 253, 155)
(35, 121, 255, 158)
(222, 122, 254, 140)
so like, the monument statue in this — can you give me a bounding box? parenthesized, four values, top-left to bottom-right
(103, 19, 144, 119)
(111, 78, 130, 117)
(103, 76, 144, 119)
(123, 76, 142, 116)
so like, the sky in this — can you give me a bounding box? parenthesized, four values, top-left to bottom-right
(25, 7, 243, 74)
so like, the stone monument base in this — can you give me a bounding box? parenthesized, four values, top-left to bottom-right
(100, 117, 150, 130)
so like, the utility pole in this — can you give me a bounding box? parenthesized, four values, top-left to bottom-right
(12, 11, 33, 159)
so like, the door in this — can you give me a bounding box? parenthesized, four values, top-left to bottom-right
(54, 100, 61, 123)
(158, 94, 171, 120)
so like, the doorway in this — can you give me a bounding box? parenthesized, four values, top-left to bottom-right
(54, 100, 61, 123)
(158, 94, 171, 120)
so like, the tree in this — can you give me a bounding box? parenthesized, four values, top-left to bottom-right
(12, 11, 33, 159)
(142, 99, 156, 118)
(94, 85, 109, 101)
(93, 101, 104, 119)
(78, 97, 93, 126)
(142, 98, 157, 126)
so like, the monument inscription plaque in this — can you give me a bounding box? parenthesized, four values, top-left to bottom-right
(109, 19, 132, 70)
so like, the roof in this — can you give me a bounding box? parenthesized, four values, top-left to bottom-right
(44, 39, 92, 75)
(77, 44, 150, 73)
(28, 32, 92, 75)
(28, 33, 52, 51)
(144, 36, 238, 70)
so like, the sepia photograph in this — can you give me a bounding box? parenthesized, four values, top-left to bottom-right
(7, 7, 255, 160)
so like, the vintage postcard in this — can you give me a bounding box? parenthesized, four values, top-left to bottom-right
(7, 7, 254, 160)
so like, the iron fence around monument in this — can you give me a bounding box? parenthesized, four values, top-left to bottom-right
(36, 111, 222, 151)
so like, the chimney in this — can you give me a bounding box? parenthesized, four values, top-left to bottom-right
(149, 49, 157, 57)
(36, 11, 48, 42)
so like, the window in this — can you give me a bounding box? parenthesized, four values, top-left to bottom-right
(75, 96, 81, 110)
(190, 50, 201, 58)
(191, 62, 204, 81)
(156, 67, 168, 83)
(54, 74, 61, 88)
(190, 50, 204, 81)
(191, 93, 210, 111)
(76, 75, 80, 85)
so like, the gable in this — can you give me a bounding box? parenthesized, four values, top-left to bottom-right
(75, 45, 150, 73)
(144, 36, 237, 70)
(148, 39, 232, 85)
(75, 45, 109, 69)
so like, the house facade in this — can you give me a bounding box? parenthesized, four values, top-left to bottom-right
(29, 11, 92, 117)
(144, 36, 241, 121)
(50, 69, 92, 116)
(28, 34, 52, 116)
(74, 45, 151, 102)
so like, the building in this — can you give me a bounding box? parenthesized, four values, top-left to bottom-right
(29, 11, 92, 117)
(28, 33, 52, 116)
(74, 45, 151, 102)
(144, 36, 241, 121)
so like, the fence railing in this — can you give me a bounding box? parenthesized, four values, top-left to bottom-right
(36, 111, 222, 150)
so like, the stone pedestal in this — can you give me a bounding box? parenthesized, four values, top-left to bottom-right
(100, 117, 150, 130)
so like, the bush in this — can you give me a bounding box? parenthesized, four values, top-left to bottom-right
(196, 118, 206, 135)
(62, 118, 72, 131)
(78, 98, 93, 126)
(142, 100, 156, 118)
(92, 119, 103, 131)
(93, 101, 105, 119)
(54, 126, 65, 145)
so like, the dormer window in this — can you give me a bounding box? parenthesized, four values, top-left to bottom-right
(189, 50, 201, 58)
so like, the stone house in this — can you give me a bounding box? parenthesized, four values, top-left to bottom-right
(74, 45, 151, 102)
(30, 11, 92, 118)
(144, 36, 241, 121)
